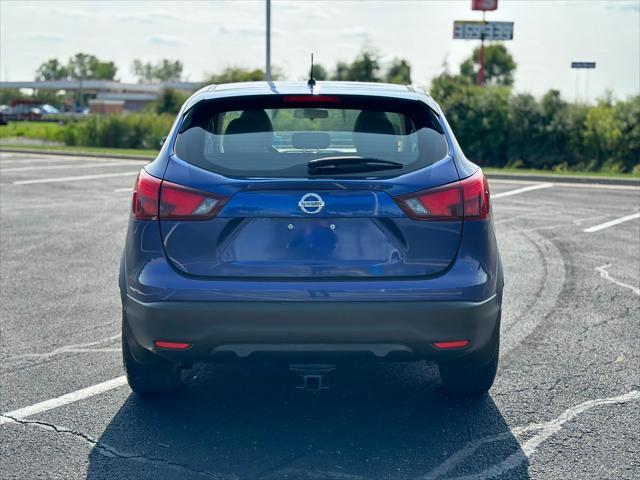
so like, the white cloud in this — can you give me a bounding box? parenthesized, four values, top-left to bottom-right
(29, 33, 65, 43)
(147, 35, 185, 47)
(0, 0, 637, 100)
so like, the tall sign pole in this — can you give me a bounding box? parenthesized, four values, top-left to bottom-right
(477, 10, 486, 86)
(571, 62, 596, 102)
(454, 1, 512, 87)
(266, 0, 272, 82)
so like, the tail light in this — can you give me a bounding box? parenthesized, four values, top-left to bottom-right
(132, 169, 227, 220)
(395, 169, 490, 221)
(132, 169, 161, 220)
(159, 180, 227, 220)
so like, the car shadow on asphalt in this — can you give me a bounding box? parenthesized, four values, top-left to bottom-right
(85, 361, 529, 479)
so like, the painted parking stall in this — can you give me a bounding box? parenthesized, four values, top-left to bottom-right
(0, 153, 639, 479)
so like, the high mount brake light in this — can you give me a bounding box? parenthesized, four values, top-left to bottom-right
(395, 169, 490, 221)
(281, 95, 341, 104)
(131, 169, 227, 220)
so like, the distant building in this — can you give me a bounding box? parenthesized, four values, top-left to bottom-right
(88, 99, 124, 115)
(0, 80, 201, 112)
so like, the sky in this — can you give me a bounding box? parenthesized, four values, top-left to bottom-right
(0, 0, 638, 102)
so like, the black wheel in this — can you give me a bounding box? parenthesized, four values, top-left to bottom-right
(122, 319, 182, 395)
(439, 332, 499, 396)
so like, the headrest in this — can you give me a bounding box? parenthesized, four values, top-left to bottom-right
(241, 110, 274, 132)
(353, 111, 397, 156)
(223, 110, 274, 153)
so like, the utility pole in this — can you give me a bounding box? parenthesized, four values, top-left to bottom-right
(265, 0, 272, 82)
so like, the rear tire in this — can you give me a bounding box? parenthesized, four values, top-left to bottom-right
(122, 320, 182, 395)
(439, 333, 499, 396)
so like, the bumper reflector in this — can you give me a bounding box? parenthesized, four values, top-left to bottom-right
(433, 340, 469, 349)
(154, 340, 191, 350)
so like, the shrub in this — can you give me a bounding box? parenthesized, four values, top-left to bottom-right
(58, 114, 174, 149)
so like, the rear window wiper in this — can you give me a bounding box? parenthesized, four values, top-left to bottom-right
(308, 156, 404, 175)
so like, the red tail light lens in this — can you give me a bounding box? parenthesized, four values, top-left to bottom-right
(131, 169, 227, 220)
(159, 181, 227, 220)
(461, 169, 490, 219)
(395, 169, 490, 221)
(282, 95, 340, 103)
(396, 183, 463, 220)
(132, 169, 161, 220)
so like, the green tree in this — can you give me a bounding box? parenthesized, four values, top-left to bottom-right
(331, 50, 381, 82)
(148, 88, 188, 115)
(67, 53, 117, 80)
(385, 58, 412, 84)
(132, 60, 154, 82)
(507, 93, 543, 167)
(430, 73, 511, 166)
(311, 63, 329, 81)
(611, 95, 640, 172)
(208, 67, 274, 83)
(332, 61, 351, 81)
(584, 99, 624, 171)
(460, 44, 516, 86)
(36, 59, 68, 81)
(132, 59, 183, 82)
(92, 60, 118, 80)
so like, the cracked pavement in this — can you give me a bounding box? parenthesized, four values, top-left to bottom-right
(1, 153, 639, 479)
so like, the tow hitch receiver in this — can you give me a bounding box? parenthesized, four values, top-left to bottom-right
(289, 364, 336, 392)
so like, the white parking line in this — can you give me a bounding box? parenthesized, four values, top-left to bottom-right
(1, 161, 145, 172)
(0, 376, 127, 426)
(490, 178, 638, 191)
(422, 390, 640, 480)
(114, 187, 132, 193)
(492, 183, 554, 199)
(595, 264, 640, 296)
(583, 212, 640, 233)
(12, 171, 137, 185)
(8, 334, 122, 361)
(0, 157, 84, 165)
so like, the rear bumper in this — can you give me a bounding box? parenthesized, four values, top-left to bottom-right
(123, 294, 501, 366)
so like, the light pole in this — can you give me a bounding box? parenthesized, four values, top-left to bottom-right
(265, 0, 272, 82)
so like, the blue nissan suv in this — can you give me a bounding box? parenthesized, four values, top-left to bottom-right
(119, 81, 503, 396)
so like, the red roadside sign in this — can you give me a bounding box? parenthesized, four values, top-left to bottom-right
(472, 0, 498, 11)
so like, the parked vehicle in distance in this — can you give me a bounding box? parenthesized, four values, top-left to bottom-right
(120, 81, 503, 396)
(3, 101, 60, 121)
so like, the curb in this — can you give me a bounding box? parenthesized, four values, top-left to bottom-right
(2, 148, 638, 187)
(486, 172, 639, 187)
(0, 148, 154, 161)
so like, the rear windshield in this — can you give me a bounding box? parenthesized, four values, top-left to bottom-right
(174, 95, 448, 178)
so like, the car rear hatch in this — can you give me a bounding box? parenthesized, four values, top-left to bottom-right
(155, 93, 467, 279)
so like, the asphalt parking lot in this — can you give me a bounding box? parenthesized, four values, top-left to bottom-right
(0, 152, 638, 480)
